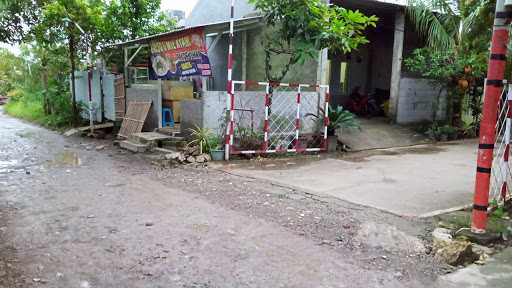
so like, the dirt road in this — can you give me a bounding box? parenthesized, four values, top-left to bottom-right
(0, 108, 446, 287)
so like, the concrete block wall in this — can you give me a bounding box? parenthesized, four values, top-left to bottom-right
(126, 84, 162, 131)
(396, 77, 447, 124)
(180, 99, 203, 136)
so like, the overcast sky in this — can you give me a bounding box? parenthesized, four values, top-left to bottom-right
(161, 0, 199, 17)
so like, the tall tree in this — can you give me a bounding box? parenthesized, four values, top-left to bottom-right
(102, 0, 176, 43)
(0, 48, 23, 96)
(249, 0, 378, 82)
(0, 0, 45, 43)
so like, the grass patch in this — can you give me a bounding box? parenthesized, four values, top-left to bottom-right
(4, 88, 73, 129)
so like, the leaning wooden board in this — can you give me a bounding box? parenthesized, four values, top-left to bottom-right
(118, 101, 152, 138)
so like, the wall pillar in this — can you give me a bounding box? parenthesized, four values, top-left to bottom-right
(389, 9, 405, 121)
(317, 49, 329, 86)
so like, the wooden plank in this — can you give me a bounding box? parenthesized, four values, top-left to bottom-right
(77, 122, 114, 132)
(118, 101, 152, 138)
(114, 75, 126, 121)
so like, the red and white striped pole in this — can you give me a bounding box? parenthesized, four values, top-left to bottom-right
(263, 83, 271, 151)
(295, 85, 302, 150)
(225, 0, 236, 160)
(322, 88, 330, 150)
(472, 0, 511, 233)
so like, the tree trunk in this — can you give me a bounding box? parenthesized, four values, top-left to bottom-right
(69, 32, 78, 125)
(264, 48, 296, 82)
(41, 56, 50, 115)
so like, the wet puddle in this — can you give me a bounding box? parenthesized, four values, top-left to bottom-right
(339, 145, 446, 163)
(0, 159, 20, 174)
(221, 155, 324, 171)
(49, 150, 81, 167)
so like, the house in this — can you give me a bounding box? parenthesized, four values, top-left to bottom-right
(181, 0, 442, 126)
(110, 0, 443, 155)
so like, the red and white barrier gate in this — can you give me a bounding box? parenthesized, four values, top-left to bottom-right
(472, 0, 512, 233)
(224, 81, 330, 159)
(489, 81, 512, 204)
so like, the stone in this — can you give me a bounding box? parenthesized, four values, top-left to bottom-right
(164, 152, 182, 161)
(434, 240, 479, 266)
(204, 154, 212, 161)
(186, 156, 196, 163)
(472, 243, 495, 256)
(63, 128, 80, 137)
(183, 146, 199, 156)
(436, 248, 512, 287)
(474, 253, 490, 265)
(33, 278, 48, 284)
(95, 145, 105, 151)
(356, 222, 426, 254)
(455, 229, 502, 246)
(433, 228, 453, 251)
(195, 154, 208, 163)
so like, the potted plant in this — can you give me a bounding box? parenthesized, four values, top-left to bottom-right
(188, 126, 226, 161)
(209, 135, 225, 161)
(307, 105, 360, 152)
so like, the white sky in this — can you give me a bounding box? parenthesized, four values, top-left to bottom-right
(160, 0, 199, 17)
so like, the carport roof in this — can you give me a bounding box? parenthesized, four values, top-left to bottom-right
(108, 16, 263, 48)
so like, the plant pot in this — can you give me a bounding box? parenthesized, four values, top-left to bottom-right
(327, 135, 338, 153)
(210, 149, 225, 161)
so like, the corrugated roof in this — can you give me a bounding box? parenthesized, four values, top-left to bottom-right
(108, 16, 262, 48)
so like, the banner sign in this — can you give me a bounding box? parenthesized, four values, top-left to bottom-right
(149, 27, 212, 79)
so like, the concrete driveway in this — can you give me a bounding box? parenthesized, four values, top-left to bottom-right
(218, 140, 478, 217)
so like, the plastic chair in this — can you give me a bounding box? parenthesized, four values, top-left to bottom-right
(162, 108, 175, 128)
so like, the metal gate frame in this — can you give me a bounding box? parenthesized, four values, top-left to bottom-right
(489, 80, 512, 203)
(224, 80, 330, 159)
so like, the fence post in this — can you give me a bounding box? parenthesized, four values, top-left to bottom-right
(263, 83, 271, 151)
(225, 0, 236, 161)
(472, 0, 511, 233)
(322, 87, 330, 150)
(295, 85, 302, 150)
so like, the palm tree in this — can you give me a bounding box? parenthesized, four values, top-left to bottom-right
(406, 0, 495, 129)
(407, 0, 494, 52)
